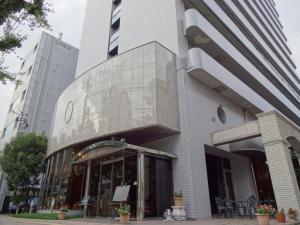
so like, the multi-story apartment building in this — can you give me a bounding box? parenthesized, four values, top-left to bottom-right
(0, 32, 79, 212)
(41, 0, 300, 220)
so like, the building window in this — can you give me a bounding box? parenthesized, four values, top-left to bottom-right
(34, 44, 38, 53)
(217, 105, 226, 124)
(108, 0, 121, 57)
(9, 103, 13, 112)
(20, 60, 25, 70)
(2, 128, 6, 138)
(27, 66, 33, 76)
(108, 29, 119, 57)
(2, 120, 16, 137)
(14, 117, 19, 128)
(113, 0, 121, 6)
(21, 90, 26, 100)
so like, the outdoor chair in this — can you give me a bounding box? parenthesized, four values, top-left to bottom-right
(215, 197, 227, 218)
(235, 200, 247, 217)
(225, 200, 235, 218)
(246, 195, 257, 219)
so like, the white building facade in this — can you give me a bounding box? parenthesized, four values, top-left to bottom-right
(42, 0, 300, 220)
(0, 32, 79, 212)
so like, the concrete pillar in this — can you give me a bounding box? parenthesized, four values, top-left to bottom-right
(137, 153, 144, 221)
(264, 140, 300, 211)
(257, 112, 300, 218)
(84, 160, 91, 219)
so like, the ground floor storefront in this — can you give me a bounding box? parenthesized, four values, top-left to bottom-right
(40, 139, 279, 220)
(0, 215, 299, 225)
(40, 140, 175, 220)
(39, 111, 300, 220)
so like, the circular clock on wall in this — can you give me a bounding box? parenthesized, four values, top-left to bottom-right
(65, 101, 73, 124)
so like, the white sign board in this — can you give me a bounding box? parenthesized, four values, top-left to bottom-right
(112, 185, 130, 202)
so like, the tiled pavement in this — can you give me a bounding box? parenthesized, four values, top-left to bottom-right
(0, 215, 299, 225)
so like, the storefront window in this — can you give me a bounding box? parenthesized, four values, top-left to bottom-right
(40, 145, 174, 220)
(41, 149, 73, 209)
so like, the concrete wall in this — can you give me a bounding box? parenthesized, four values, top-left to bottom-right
(144, 70, 252, 218)
(25, 33, 78, 136)
(75, 0, 112, 77)
(75, 0, 184, 76)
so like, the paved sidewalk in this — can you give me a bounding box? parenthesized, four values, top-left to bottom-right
(0, 215, 299, 225)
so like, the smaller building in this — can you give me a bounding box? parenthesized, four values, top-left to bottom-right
(0, 32, 79, 212)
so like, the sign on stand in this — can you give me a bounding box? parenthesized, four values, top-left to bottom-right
(113, 185, 130, 202)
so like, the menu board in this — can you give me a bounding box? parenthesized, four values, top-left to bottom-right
(112, 185, 130, 202)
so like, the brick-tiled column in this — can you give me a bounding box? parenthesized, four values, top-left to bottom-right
(257, 112, 300, 218)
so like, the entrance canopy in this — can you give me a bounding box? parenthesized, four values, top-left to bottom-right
(72, 139, 177, 164)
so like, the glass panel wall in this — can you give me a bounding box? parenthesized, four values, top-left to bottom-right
(44, 154, 57, 208)
(144, 155, 173, 217)
(66, 163, 86, 209)
(57, 150, 72, 208)
(41, 147, 173, 219)
(40, 149, 73, 209)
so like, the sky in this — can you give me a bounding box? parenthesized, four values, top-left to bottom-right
(0, 0, 299, 130)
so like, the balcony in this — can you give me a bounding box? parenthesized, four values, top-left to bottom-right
(187, 47, 262, 114)
(184, 9, 300, 126)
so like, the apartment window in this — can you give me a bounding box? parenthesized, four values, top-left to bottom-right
(34, 44, 38, 53)
(27, 65, 33, 76)
(113, 0, 121, 6)
(21, 90, 26, 100)
(14, 82, 20, 90)
(2, 128, 6, 138)
(108, 29, 119, 57)
(20, 60, 25, 70)
(108, 0, 121, 57)
(8, 103, 13, 112)
(2, 121, 16, 137)
(14, 117, 19, 128)
(111, 4, 121, 30)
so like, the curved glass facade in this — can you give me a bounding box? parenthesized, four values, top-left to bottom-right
(40, 143, 174, 218)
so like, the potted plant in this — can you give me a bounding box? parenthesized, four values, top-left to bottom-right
(288, 208, 297, 220)
(118, 204, 130, 224)
(276, 208, 286, 223)
(174, 191, 183, 206)
(255, 205, 275, 225)
(58, 206, 68, 220)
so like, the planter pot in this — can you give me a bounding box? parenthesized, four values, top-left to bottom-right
(276, 214, 286, 223)
(58, 212, 67, 220)
(256, 214, 270, 225)
(120, 213, 130, 224)
(287, 213, 296, 220)
(174, 197, 183, 206)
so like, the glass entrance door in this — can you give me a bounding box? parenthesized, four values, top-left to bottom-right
(99, 159, 123, 216)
